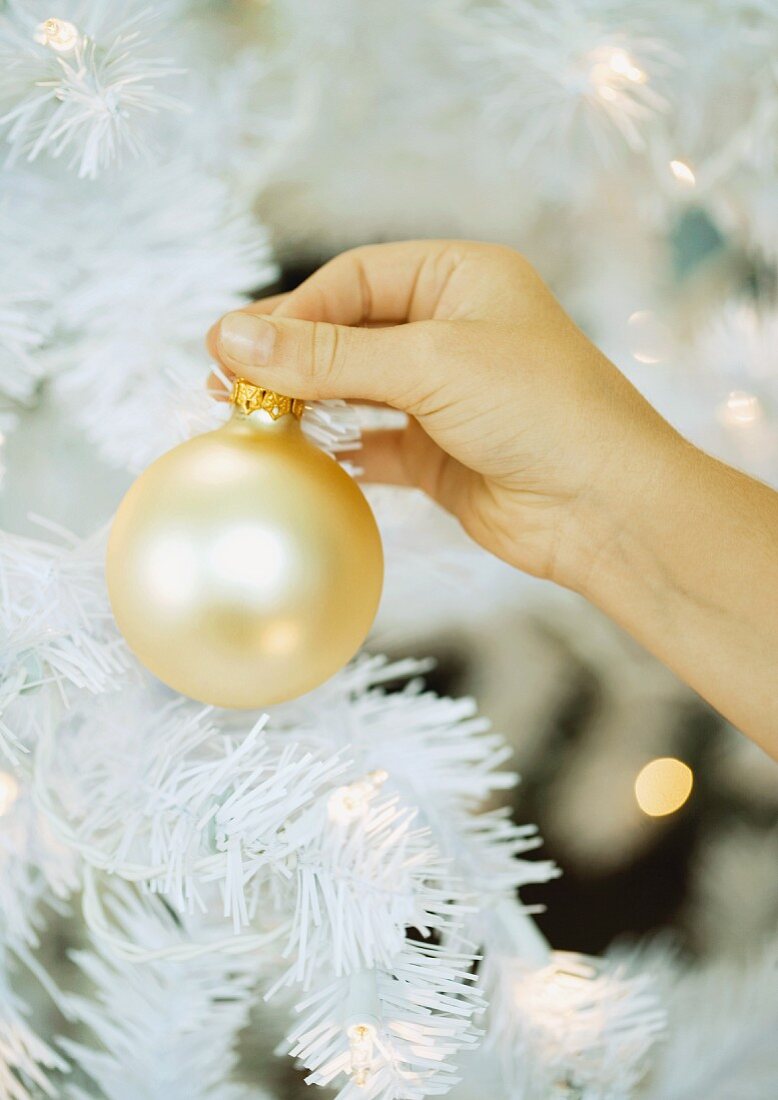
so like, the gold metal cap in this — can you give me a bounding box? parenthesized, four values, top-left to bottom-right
(229, 379, 305, 420)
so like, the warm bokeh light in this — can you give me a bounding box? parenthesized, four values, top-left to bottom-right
(0, 772, 19, 817)
(347, 1022, 376, 1088)
(607, 47, 647, 83)
(670, 159, 696, 187)
(328, 770, 388, 823)
(634, 758, 693, 817)
(717, 390, 762, 427)
(34, 17, 79, 52)
(589, 47, 647, 99)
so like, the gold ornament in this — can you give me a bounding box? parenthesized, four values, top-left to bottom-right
(106, 382, 383, 708)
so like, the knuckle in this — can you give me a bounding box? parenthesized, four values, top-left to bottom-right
(481, 241, 536, 278)
(323, 245, 370, 283)
(395, 320, 454, 411)
(309, 321, 341, 387)
(318, 250, 354, 281)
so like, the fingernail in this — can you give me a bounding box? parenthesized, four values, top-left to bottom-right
(217, 312, 276, 365)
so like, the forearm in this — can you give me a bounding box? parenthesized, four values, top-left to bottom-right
(568, 432, 778, 755)
(210, 240, 778, 751)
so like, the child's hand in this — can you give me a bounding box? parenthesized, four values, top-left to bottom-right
(209, 240, 778, 754)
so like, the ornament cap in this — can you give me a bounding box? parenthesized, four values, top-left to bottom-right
(229, 378, 305, 421)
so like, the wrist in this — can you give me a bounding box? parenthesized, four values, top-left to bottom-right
(550, 419, 690, 602)
(551, 422, 778, 750)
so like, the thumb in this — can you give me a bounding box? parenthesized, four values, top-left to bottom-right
(214, 309, 440, 411)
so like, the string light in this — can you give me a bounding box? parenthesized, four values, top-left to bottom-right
(34, 17, 80, 53)
(327, 770, 388, 824)
(634, 758, 693, 817)
(0, 772, 19, 816)
(606, 47, 647, 84)
(346, 1022, 376, 1088)
(717, 390, 762, 427)
(589, 46, 647, 99)
(669, 159, 696, 187)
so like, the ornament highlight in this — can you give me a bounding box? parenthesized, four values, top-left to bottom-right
(106, 382, 383, 708)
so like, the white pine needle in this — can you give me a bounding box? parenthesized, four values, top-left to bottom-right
(0, 3, 185, 178)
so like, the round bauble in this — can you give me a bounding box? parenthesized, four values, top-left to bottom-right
(106, 383, 383, 708)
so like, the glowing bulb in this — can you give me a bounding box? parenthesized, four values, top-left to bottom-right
(717, 390, 762, 427)
(34, 17, 80, 53)
(670, 160, 696, 187)
(634, 758, 693, 817)
(589, 47, 647, 100)
(0, 773, 19, 816)
(606, 48, 646, 83)
(347, 1022, 376, 1088)
(328, 770, 388, 824)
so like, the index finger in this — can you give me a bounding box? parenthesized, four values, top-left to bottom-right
(271, 239, 541, 327)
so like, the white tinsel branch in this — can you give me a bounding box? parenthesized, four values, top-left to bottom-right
(0, 2, 185, 179)
(287, 940, 483, 1099)
(60, 883, 274, 1100)
(0, 523, 129, 763)
(481, 900, 664, 1098)
(0, 947, 67, 1099)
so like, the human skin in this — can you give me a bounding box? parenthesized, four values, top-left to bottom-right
(207, 240, 778, 757)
